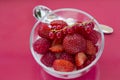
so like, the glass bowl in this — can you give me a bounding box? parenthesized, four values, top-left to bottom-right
(30, 8, 104, 79)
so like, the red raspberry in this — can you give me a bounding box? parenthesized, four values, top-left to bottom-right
(50, 20, 68, 28)
(83, 55, 96, 68)
(87, 55, 96, 61)
(59, 52, 75, 64)
(41, 52, 56, 67)
(87, 30, 99, 44)
(33, 38, 51, 54)
(53, 59, 74, 72)
(63, 34, 86, 54)
(38, 22, 50, 39)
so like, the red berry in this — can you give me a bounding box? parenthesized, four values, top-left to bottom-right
(82, 60, 91, 68)
(67, 27, 74, 34)
(87, 55, 96, 61)
(56, 31, 62, 39)
(41, 52, 56, 67)
(56, 25, 63, 30)
(84, 22, 94, 34)
(86, 40, 98, 55)
(59, 52, 75, 64)
(62, 28, 67, 35)
(87, 22, 94, 29)
(53, 59, 74, 72)
(49, 44, 63, 53)
(73, 25, 79, 32)
(77, 26, 88, 38)
(87, 30, 99, 44)
(51, 25, 57, 29)
(75, 52, 87, 67)
(84, 55, 96, 67)
(49, 39, 64, 53)
(63, 34, 86, 54)
(86, 27, 93, 34)
(38, 22, 50, 39)
(33, 38, 51, 54)
(50, 20, 68, 28)
(49, 31, 55, 39)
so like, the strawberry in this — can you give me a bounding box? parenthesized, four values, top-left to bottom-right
(38, 22, 50, 39)
(41, 52, 56, 67)
(50, 20, 68, 29)
(33, 38, 51, 54)
(75, 52, 87, 67)
(63, 33, 86, 54)
(53, 59, 74, 72)
(49, 44, 63, 53)
(86, 40, 98, 55)
(49, 39, 63, 53)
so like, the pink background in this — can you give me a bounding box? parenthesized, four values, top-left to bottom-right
(0, 0, 119, 80)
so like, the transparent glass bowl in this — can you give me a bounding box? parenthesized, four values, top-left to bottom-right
(30, 8, 104, 79)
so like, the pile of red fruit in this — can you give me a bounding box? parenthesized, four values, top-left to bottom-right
(33, 20, 100, 72)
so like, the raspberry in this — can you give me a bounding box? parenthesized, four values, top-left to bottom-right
(41, 52, 56, 67)
(59, 52, 75, 64)
(33, 38, 51, 54)
(86, 40, 98, 55)
(83, 55, 96, 67)
(50, 20, 68, 28)
(38, 22, 50, 39)
(87, 55, 96, 61)
(87, 30, 99, 44)
(63, 34, 86, 54)
(53, 59, 74, 72)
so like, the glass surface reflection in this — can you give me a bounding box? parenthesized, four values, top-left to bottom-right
(40, 64, 100, 80)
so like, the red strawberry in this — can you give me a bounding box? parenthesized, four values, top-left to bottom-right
(86, 40, 98, 55)
(33, 38, 51, 54)
(49, 39, 63, 53)
(50, 20, 68, 29)
(41, 52, 56, 67)
(59, 52, 75, 64)
(38, 22, 50, 39)
(63, 33, 86, 54)
(49, 44, 63, 53)
(53, 59, 74, 72)
(75, 52, 87, 67)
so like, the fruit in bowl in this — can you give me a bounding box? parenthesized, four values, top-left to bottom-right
(30, 8, 104, 79)
(33, 19, 99, 72)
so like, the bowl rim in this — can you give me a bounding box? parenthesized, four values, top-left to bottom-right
(30, 8, 104, 75)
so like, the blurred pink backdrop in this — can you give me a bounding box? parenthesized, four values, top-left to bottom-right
(0, 0, 119, 80)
